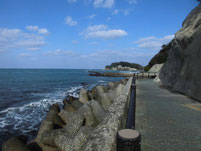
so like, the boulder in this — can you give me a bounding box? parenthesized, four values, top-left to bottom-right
(98, 93, 113, 110)
(27, 141, 43, 151)
(34, 141, 59, 151)
(71, 99, 83, 110)
(36, 120, 54, 140)
(2, 136, 30, 151)
(64, 104, 76, 112)
(40, 129, 66, 147)
(64, 112, 85, 136)
(45, 110, 65, 128)
(95, 85, 105, 96)
(79, 89, 89, 104)
(77, 104, 98, 127)
(114, 84, 125, 97)
(87, 90, 95, 100)
(58, 110, 74, 124)
(89, 100, 106, 123)
(49, 104, 60, 113)
(108, 82, 116, 89)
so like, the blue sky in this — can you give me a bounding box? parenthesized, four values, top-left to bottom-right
(0, 0, 198, 69)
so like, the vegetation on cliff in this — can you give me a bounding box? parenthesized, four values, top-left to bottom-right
(144, 42, 172, 71)
(105, 61, 143, 71)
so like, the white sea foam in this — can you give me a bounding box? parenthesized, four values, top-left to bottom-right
(0, 85, 82, 136)
(98, 80, 106, 83)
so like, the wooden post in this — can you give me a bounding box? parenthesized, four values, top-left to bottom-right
(116, 129, 141, 151)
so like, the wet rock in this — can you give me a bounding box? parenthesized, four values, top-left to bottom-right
(49, 104, 60, 113)
(79, 89, 89, 104)
(40, 129, 66, 147)
(89, 100, 106, 122)
(2, 136, 30, 151)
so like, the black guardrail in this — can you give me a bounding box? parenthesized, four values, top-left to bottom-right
(116, 77, 141, 151)
(126, 77, 136, 129)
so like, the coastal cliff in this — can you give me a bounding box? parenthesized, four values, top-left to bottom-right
(156, 4, 201, 100)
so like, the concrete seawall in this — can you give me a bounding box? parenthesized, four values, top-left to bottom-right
(81, 77, 132, 151)
(2, 77, 133, 151)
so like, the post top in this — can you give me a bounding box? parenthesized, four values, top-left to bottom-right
(118, 129, 139, 139)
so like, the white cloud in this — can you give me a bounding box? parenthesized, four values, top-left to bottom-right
(112, 9, 119, 15)
(65, 16, 78, 26)
(123, 9, 130, 16)
(26, 25, 49, 35)
(72, 40, 79, 44)
(0, 27, 47, 52)
(67, 0, 77, 3)
(94, 0, 114, 8)
(88, 14, 96, 19)
(81, 24, 127, 39)
(19, 53, 32, 57)
(26, 25, 39, 31)
(45, 49, 75, 56)
(128, 0, 137, 4)
(135, 35, 174, 49)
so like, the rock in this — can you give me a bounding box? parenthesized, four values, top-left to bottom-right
(77, 104, 98, 127)
(49, 104, 60, 113)
(108, 82, 116, 90)
(55, 126, 93, 151)
(35, 141, 59, 151)
(36, 120, 54, 140)
(2, 136, 30, 151)
(64, 112, 85, 136)
(96, 85, 105, 96)
(58, 110, 74, 124)
(120, 78, 128, 85)
(79, 89, 89, 104)
(158, 4, 201, 100)
(98, 93, 113, 110)
(114, 84, 125, 97)
(149, 63, 164, 73)
(71, 99, 83, 110)
(26, 142, 43, 151)
(40, 129, 66, 147)
(89, 100, 106, 123)
(63, 95, 77, 105)
(64, 104, 76, 112)
(87, 90, 95, 100)
(45, 110, 65, 128)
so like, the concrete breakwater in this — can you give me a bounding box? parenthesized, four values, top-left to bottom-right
(2, 77, 133, 151)
(89, 71, 157, 79)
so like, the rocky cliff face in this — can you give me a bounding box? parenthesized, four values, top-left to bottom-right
(158, 4, 201, 100)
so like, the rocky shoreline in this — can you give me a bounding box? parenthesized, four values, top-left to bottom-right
(2, 78, 130, 151)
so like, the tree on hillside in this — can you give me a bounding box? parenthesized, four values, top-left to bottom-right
(198, 0, 201, 3)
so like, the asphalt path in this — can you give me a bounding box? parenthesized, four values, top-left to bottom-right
(136, 79, 201, 151)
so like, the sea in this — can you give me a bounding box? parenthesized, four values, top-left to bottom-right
(0, 69, 124, 147)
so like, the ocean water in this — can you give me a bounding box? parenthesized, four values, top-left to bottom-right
(0, 69, 123, 147)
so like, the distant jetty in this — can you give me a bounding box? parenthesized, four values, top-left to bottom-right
(89, 71, 157, 78)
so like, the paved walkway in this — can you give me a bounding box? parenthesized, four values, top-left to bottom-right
(136, 79, 201, 151)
